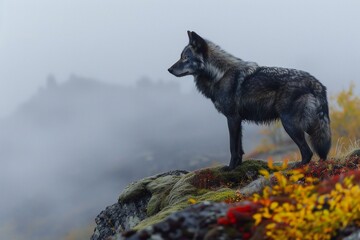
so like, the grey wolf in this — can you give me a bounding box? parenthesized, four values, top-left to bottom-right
(168, 31, 331, 169)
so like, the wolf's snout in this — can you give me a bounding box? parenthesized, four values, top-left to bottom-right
(168, 67, 174, 74)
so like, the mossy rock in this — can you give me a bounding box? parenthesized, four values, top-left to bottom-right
(217, 159, 270, 186)
(133, 188, 236, 230)
(123, 159, 270, 231)
(133, 201, 190, 230)
(190, 160, 270, 189)
(197, 188, 236, 202)
(119, 170, 188, 204)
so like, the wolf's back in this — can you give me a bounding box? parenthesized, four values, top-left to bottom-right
(248, 66, 332, 159)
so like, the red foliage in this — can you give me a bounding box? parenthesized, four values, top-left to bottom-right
(316, 169, 360, 194)
(191, 169, 222, 189)
(216, 156, 360, 239)
(302, 156, 360, 180)
(217, 201, 261, 238)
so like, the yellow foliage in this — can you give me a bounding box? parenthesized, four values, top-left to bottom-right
(188, 198, 197, 204)
(255, 162, 360, 240)
(331, 83, 360, 146)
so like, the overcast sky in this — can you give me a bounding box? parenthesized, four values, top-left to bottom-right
(0, 0, 360, 118)
(0, 1, 360, 239)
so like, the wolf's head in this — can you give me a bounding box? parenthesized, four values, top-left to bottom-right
(168, 31, 207, 77)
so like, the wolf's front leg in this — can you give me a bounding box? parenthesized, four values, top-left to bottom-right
(227, 117, 243, 170)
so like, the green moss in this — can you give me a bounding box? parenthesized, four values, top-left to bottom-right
(215, 160, 270, 187)
(146, 189, 170, 216)
(122, 160, 272, 231)
(164, 172, 197, 206)
(134, 189, 235, 230)
(196, 188, 211, 195)
(134, 201, 190, 230)
(130, 172, 235, 230)
(145, 175, 182, 216)
(197, 188, 235, 202)
(189, 160, 270, 189)
(118, 178, 151, 203)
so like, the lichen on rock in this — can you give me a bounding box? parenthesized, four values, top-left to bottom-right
(91, 160, 270, 240)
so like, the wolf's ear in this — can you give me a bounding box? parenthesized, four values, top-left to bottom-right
(187, 31, 207, 53)
(187, 30, 192, 41)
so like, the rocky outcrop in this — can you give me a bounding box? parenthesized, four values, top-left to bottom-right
(91, 197, 150, 240)
(91, 160, 270, 240)
(123, 201, 230, 240)
(91, 170, 188, 240)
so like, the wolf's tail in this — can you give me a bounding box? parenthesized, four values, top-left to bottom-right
(309, 100, 331, 160)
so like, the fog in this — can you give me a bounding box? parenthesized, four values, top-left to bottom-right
(0, 76, 260, 239)
(1, 0, 360, 117)
(0, 0, 360, 239)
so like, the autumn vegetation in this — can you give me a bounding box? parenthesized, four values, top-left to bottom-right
(213, 84, 360, 239)
(331, 83, 360, 153)
(216, 157, 360, 239)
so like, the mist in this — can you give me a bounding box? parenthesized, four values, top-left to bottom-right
(0, 0, 360, 239)
(1, 0, 360, 117)
(0, 76, 261, 239)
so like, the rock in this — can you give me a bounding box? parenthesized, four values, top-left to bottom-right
(344, 230, 360, 240)
(91, 170, 188, 240)
(123, 202, 230, 240)
(91, 196, 150, 240)
(91, 160, 270, 240)
(119, 170, 189, 204)
(239, 176, 269, 197)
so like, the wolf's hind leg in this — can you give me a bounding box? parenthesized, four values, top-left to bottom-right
(280, 115, 313, 164)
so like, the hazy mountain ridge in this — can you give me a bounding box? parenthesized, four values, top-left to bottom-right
(0, 75, 261, 240)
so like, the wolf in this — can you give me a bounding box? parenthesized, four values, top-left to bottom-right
(168, 31, 331, 170)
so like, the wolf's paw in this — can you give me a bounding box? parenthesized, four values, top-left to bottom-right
(227, 157, 243, 171)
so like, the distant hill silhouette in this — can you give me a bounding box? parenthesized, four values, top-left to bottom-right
(0, 75, 261, 240)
